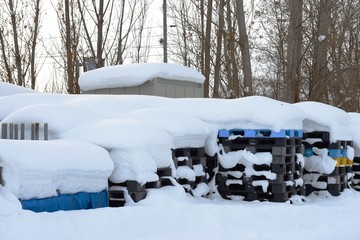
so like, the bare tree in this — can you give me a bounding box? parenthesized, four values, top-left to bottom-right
(0, 0, 42, 89)
(55, 0, 82, 93)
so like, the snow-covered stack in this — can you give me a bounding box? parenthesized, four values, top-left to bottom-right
(0, 139, 114, 211)
(296, 102, 353, 196)
(173, 148, 215, 197)
(216, 129, 305, 202)
(348, 113, 360, 190)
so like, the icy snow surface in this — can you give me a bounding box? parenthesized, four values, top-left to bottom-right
(78, 63, 205, 91)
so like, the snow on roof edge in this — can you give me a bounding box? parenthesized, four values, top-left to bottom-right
(78, 63, 205, 91)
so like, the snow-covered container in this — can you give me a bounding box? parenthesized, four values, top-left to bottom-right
(79, 63, 205, 98)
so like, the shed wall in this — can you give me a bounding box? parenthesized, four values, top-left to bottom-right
(81, 77, 203, 98)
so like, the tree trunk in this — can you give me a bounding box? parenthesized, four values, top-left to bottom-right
(285, 0, 303, 103)
(97, 0, 105, 68)
(30, 0, 41, 90)
(203, 0, 213, 97)
(9, 0, 23, 86)
(309, 0, 331, 102)
(236, 0, 252, 96)
(65, 0, 75, 93)
(213, 0, 225, 98)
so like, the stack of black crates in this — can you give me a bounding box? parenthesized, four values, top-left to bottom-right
(172, 148, 217, 195)
(108, 167, 173, 207)
(352, 157, 360, 190)
(302, 131, 352, 196)
(216, 129, 305, 202)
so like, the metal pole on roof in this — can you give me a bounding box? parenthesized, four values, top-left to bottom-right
(163, 0, 168, 63)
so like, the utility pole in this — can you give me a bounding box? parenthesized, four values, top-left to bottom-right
(163, 0, 168, 63)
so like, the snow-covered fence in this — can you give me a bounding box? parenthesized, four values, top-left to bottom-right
(1, 122, 48, 140)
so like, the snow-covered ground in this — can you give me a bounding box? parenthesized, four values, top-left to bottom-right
(1, 65, 360, 240)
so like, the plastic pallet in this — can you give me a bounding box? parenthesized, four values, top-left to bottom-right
(0, 166, 3, 186)
(173, 148, 205, 158)
(354, 157, 360, 164)
(218, 129, 303, 139)
(244, 192, 290, 202)
(157, 167, 172, 177)
(303, 131, 330, 142)
(108, 190, 126, 207)
(221, 137, 299, 148)
(129, 191, 147, 203)
(218, 163, 246, 172)
(126, 181, 146, 193)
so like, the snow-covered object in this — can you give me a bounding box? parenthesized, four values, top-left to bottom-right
(349, 113, 360, 155)
(124, 108, 210, 148)
(1, 104, 104, 139)
(304, 147, 337, 174)
(0, 82, 37, 97)
(218, 147, 276, 180)
(192, 182, 210, 197)
(172, 96, 305, 131)
(61, 119, 173, 150)
(0, 139, 114, 200)
(109, 149, 159, 185)
(295, 101, 352, 142)
(78, 63, 205, 91)
(176, 166, 196, 181)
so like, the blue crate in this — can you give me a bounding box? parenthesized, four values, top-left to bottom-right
(304, 148, 314, 157)
(340, 148, 347, 158)
(218, 129, 303, 139)
(328, 149, 342, 158)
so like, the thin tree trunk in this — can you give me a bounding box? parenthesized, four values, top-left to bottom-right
(30, 0, 41, 90)
(203, 0, 213, 97)
(227, 1, 239, 98)
(0, 29, 13, 83)
(65, 0, 75, 93)
(9, 0, 22, 86)
(213, 0, 225, 98)
(97, 0, 104, 68)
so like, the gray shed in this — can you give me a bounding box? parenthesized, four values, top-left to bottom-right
(79, 63, 204, 98)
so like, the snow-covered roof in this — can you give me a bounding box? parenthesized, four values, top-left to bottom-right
(78, 63, 205, 91)
(0, 82, 38, 97)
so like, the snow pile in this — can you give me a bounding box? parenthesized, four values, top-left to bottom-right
(109, 149, 159, 185)
(0, 82, 37, 97)
(79, 63, 205, 91)
(295, 101, 352, 142)
(124, 108, 211, 148)
(0, 139, 114, 200)
(304, 147, 337, 174)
